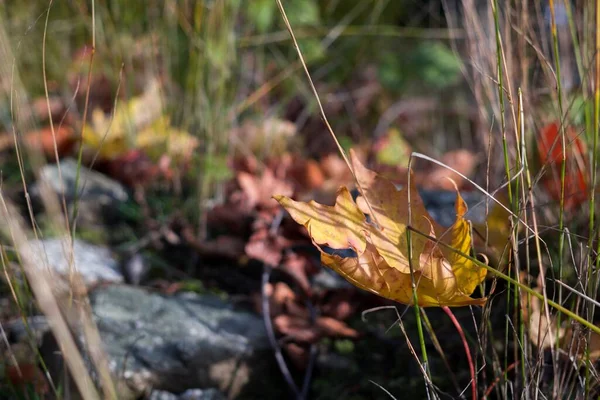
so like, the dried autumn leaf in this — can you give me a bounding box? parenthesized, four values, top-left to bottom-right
(274, 314, 319, 343)
(315, 316, 360, 338)
(275, 149, 487, 307)
(253, 282, 297, 317)
(273, 314, 359, 344)
(0, 125, 75, 158)
(420, 149, 479, 191)
(281, 252, 315, 293)
(372, 128, 411, 167)
(26, 125, 77, 158)
(320, 154, 352, 182)
(438, 192, 487, 297)
(520, 280, 600, 361)
(278, 185, 367, 254)
(284, 342, 310, 370)
(351, 150, 432, 272)
(237, 169, 293, 210)
(320, 289, 356, 321)
(100, 149, 159, 187)
(287, 157, 326, 191)
(520, 284, 565, 350)
(82, 78, 199, 162)
(245, 228, 287, 267)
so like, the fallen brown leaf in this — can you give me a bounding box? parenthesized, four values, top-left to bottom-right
(287, 157, 325, 192)
(320, 289, 357, 321)
(316, 316, 360, 339)
(31, 96, 67, 123)
(281, 252, 315, 294)
(420, 149, 479, 190)
(274, 314, 319, 343)
(274, 314, 359, 344)
(187, 235, 247, 261)
(245, 228, 291, 267)
(100, 149, 159, 187)
(520, 282, 565, 351)
(284, 342, 310, 370)
(237, 169, 293, 210)
(18, 125, 77, 158)
(252, 282, 297, 317)
(206, 204, 252, 236)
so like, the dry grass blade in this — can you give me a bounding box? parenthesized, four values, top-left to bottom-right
(273, 0, 382, 227)
(0, 195, 100, 400)
(0, 2, 117, 397)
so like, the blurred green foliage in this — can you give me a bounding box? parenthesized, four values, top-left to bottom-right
(0, 0, 461, 125)
(378, 42, 462, 92)
(374, 128, 411, 166)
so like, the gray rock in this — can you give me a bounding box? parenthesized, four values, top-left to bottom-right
(317, 351, 356, 372)
(5, 315, 49, 344)
(312, 268, 352, 290)
(121, 252, 149, 285)
(148, 391, 179, 400)
(28, 238, 123, 286)
(419, 189, 487, 227)
(85, 285, 273, 398)
(38, 158, 128, 204)
(148, 388, 226, 400)
(32, 159, 129, 239)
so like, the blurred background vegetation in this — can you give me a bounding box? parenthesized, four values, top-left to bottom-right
(1, 0, 597, 399)
(0, 0, 474, 241)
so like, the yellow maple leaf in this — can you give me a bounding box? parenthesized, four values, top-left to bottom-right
(82, 79, 199, 161)
(274, 149, 487, 307)
(438, 192, 487, 297)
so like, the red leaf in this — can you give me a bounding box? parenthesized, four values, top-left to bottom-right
(6, 363, 48, 394)
(24, 125, 76, 158)
(537, 122, 588, 209)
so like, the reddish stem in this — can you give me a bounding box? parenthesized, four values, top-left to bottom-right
(480, 361, 518, 400)
(443, 306, 476, 400)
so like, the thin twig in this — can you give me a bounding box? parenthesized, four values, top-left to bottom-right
(261, 266, 301, 398)
(300, 298, 318, 400)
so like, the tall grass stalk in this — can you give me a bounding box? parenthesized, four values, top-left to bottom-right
(515, 88, 528, 393)
(585, 1, 600, 396)
(546, 7, 568, 397)
(490, 1, 518, 396)
(445, 1, 600, 396)
(70, 0, 95, 240)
